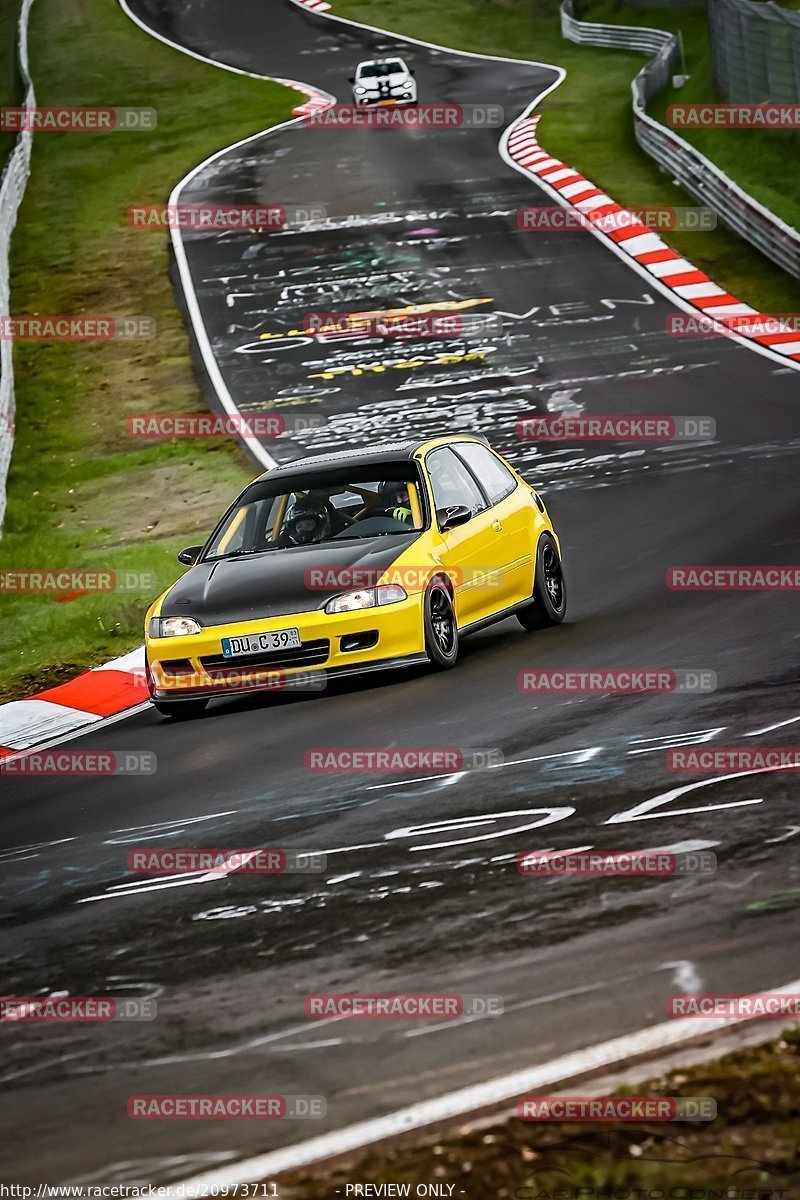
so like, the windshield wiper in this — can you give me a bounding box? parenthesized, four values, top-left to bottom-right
(334, 531, 413, 540)
(215, 546, 281, 559)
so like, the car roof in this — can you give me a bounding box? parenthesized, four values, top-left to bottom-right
(357, 57, 406, 67)
(256, 435, 488, 480)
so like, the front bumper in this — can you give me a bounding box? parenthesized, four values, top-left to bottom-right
(353, 93, 417, 106)
(146, 595, 425, 701)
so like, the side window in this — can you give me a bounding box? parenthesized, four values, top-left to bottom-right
(208, 503, 251, 556)
(426, 447, 487, 521)
(257, 495, 283, 543)
(454, 443, 517, 506)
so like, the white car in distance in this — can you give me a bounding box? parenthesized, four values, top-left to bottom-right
(350, 57, 417, 105)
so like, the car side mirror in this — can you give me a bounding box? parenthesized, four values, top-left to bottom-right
(438, 505, 471, 531)
(348, 76, 355, 82)
(409, 68, 416, 75)
(178, 546, 202, 566)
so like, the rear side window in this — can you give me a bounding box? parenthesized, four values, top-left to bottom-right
(426, 447, 487, 518)
(454, 443, 517, 505)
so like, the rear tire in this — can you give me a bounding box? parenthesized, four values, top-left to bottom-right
(152, 699, 209, 720)
(424, 579, 459, 669)
(517, 534, 566, 630)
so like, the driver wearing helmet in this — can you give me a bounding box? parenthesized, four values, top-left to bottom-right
(282, 497, 332, 546)
(380, 481, 413, 525)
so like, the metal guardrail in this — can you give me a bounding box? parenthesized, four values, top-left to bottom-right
(0, 0, 35, 533)
(709, 0, 800, 104)
(560, 0, 800, 280)
(561, 3, 673, 55)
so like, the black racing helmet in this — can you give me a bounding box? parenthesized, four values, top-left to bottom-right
(284, 498, 332, 546)
(379, 480, 410, 509)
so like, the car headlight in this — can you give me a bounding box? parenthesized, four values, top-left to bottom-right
(324, 584, 407, 615)
(354, 86, 367, 94)
(148, 615, 202, 638)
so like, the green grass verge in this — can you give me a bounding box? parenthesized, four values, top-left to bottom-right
(335, 0, 800, 311)
(1, 0, 23, 172)
(582, 0, 800, 237)
(276, 1029, 800, 1196)
(0, 0, 296, 702)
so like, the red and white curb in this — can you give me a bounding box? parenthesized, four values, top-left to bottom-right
(286, 0, 334, 112)
(0, 646, 148, 759)
(505, 115, 800, 363)
(288, 80, 334, 117)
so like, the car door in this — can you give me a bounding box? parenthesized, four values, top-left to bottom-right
(451, 441, 536, 607)
(424, 446, 509, 626)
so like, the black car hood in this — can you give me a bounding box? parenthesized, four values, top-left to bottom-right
(161, 533, 422, 626)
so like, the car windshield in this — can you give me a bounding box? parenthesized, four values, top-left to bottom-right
(205, 462, 426, 559)
(358, 61, 405, 77)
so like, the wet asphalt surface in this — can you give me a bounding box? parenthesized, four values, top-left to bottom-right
(0, 0, 799, 1185)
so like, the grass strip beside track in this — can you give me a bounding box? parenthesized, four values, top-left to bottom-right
(0, 0, 295, 701)
(335, 0, 800, 312)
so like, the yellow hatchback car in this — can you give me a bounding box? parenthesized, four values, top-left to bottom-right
(144, 435, 566, 717)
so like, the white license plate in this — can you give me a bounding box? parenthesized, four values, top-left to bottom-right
(221, 628, 301, 658)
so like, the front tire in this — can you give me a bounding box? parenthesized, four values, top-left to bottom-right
(517, 534, 567, 630)
(424, 579, 459, 669)
(152, 699, 209, 720)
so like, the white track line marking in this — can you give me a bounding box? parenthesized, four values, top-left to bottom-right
(177, 977, 800, 1185)
(745, 714, 800, 737)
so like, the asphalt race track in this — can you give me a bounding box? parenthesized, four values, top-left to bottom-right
(1, 0, 799, 1183)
